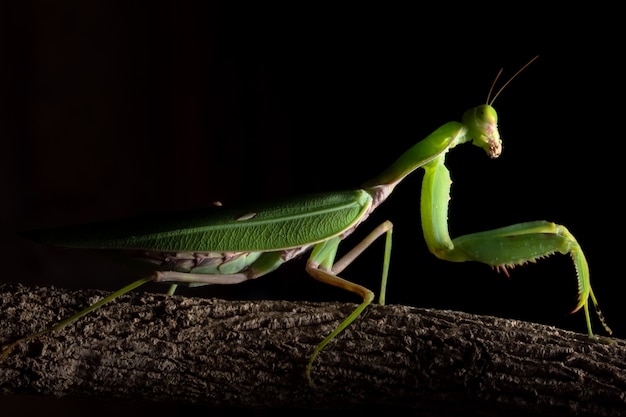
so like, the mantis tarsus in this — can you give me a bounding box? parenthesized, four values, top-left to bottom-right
(1, 56, 612, 386)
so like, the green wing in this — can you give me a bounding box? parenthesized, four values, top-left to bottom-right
(23, 190, 373, 252)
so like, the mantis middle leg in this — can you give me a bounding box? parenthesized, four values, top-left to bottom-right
(304, 220, 393, 385)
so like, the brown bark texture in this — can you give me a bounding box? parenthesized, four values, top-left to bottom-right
(1, 283, 625, 416)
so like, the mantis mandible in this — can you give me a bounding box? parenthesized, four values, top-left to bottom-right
(1, 56, 612, 386)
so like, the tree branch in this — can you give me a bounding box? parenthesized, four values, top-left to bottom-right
(1, 283, 625, 416)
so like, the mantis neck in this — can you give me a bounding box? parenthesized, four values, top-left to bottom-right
(362, 121, 468, 192)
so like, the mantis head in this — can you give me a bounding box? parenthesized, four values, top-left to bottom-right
(463, 55, 539, 160)
(462, 104, 501, 159)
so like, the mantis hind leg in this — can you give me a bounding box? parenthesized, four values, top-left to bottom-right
(1, 276, 153, 359)
(1, 267, 262, 359)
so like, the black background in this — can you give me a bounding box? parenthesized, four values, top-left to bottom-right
(1, 2, 623, 415)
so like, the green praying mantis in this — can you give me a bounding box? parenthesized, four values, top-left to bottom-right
(1, 56, 612, 386)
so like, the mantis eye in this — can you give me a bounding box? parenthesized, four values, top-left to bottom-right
(476, 104, 497, 124)
(462, 104, 498, 129)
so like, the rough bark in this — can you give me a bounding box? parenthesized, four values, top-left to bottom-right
(0, 283, 625, 416)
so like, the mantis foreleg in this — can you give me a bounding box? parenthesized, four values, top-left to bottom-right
(448, 221, 611, 336)
(420, 153, 612, 336)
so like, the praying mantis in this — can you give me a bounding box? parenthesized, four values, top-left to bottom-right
(1, 56, 612, 387)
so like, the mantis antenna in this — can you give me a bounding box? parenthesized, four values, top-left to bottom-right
(487, 55, 540, 105)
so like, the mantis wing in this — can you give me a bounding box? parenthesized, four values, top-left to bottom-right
(22, 190, 373, 253)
